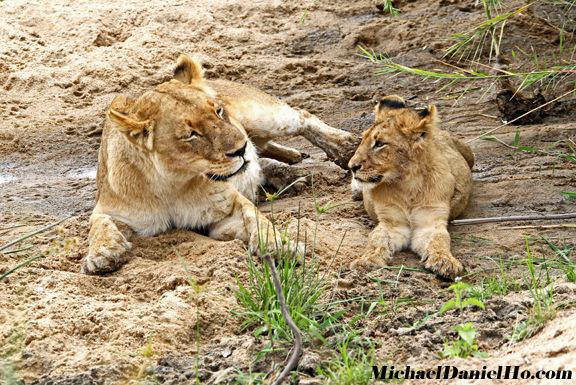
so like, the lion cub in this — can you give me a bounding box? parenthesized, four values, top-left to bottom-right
(348, 96, 474, 279)
(82, 55, 356, 274)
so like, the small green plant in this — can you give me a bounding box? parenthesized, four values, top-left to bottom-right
(440, 323, 488, 359)
(140, 334, 155, 359)
(439, 282, 485, 314)
(376, 0, 399, 16)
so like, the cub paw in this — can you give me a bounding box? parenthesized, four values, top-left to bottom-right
(81, 234, 131, 275)
(350, 247, 392, 270)
(424, 254, 463, 280)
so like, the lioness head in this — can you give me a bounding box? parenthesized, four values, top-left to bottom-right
(107, 55, 249, 181)
(348, 95, 438, 187)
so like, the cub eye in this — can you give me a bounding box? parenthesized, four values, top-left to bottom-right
(216, 106, 225, 119)
(183, 130, 201, 142)
(373, 140, 388, 149)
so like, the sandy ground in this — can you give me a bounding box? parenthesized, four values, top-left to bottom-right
(1, 0, 575, 384)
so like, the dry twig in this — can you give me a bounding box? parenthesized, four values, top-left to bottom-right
(262, 252, 303, 385)
(500, 224, 576, 230)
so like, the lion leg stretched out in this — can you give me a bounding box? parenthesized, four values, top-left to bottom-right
(82, 55, 354, 274)
(348, 96, 473, 279)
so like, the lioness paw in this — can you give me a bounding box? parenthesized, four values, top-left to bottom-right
(82, 235, 131, 275)
(424, 254, 463, 280)
(248, 233, 305, 259)
(350, 248, 392, 270)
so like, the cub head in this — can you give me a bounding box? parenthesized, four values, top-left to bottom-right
(107, 54, 249, 181)
(348, 95, 438, 187)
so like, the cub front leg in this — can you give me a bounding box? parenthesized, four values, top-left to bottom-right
(410, 208, 463, 279)
(351, 222, 410, 270)
(82, 213, 133, 274)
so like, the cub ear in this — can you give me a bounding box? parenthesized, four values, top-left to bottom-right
(108, 108, 151, 138)
(412, 104, 438, 145)
(374, 95, 406, 122)
(173, 54, 204, 84)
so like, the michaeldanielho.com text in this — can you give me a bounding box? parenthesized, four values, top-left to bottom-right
(373, 365, 573, 381)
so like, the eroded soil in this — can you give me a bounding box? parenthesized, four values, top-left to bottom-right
(1, 0, 575, 384)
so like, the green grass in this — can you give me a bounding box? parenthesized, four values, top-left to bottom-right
(234, 248, 327, 344)
(468, 257, 522, 301)
(510, 240, 557, 342)
(316, 333, 378, 385)
(360, 0, 576, 102)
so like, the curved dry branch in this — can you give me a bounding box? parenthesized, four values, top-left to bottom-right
(262, 253, 303, 385)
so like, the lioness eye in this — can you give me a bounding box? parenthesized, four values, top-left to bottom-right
(216, 107, 225, 119)
(373, 140, 387, 149)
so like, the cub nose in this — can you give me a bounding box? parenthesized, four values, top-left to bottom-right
(350, 164, 361, 173)
(227, 142, 247, 158)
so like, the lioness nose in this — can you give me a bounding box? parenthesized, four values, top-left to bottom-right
(227, 142, 247, 158)
(350, 164, 361, 173)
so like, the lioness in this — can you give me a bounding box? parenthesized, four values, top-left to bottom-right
(348, 96, 474, 279)
(82, 55, 356, 274)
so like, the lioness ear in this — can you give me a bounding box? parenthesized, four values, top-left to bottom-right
(374, 95, 406, 122)
(108, 108, 151, 138)
(412, 104, 438, 145)
(173, 54, 204, 84)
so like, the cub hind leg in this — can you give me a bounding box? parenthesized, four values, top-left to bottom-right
(255, 140, 308, 165)
(294, 108, 359, 169)
(82, 213, 133, 274)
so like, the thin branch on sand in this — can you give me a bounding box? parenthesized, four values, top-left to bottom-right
(262, 252, 303, 385)
(451, 212, 576, 226)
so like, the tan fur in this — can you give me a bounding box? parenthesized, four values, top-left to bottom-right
(82, 55, 355, 274)
(348, 96, 474, 279)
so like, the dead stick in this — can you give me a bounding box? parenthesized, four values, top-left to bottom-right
(263, 253, 303, 385)
(0, 218, 69, 252)
(451, 212, 576, 226)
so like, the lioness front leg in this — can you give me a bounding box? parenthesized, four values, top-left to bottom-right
(411, 208, 463, 279)
(351, 222, 410, 270)
(82, 213, 133, 274)
(209, 192, 301, 256)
